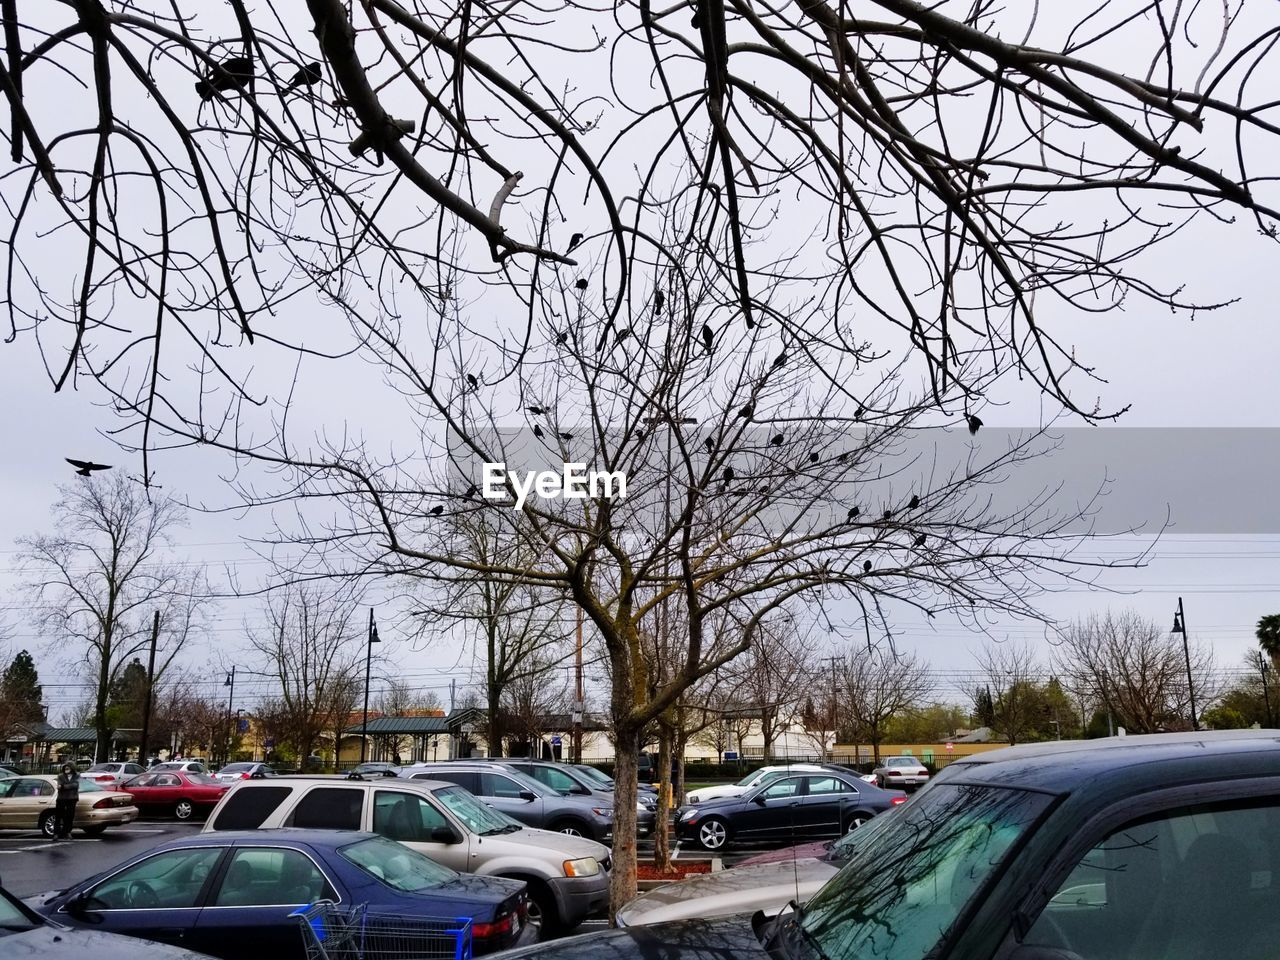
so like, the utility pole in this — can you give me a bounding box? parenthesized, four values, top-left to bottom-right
(448, 678, 457, 759)
(361, 608, 379, 764)
(822, 656, 841, 761)
(1259, 652, 1274, 728)
(138, 611, 160, 764)
(1171, 597, 1198, 731)
(572, 605, 584, 764)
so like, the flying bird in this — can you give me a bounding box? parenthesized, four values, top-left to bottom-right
(701, 324, 714, 355)
(195, 56, 254, 102)
(574, 278, 589, 291)
(771, 433, 784, 446)
(66, 459, 111, 477)
(282, 61, 322, 93)
(430, 505, 445, 516)
(967, 413, 983, 435)
(908, 494, 920, 510)
(847, 506, 860, 522)
(568, 232, 584, 251)
(863, 560, 872, 573)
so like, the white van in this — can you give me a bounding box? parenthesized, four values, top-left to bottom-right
(202, 774, 609, 935)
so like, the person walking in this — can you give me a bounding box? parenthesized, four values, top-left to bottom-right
(54, 762, 79, 840)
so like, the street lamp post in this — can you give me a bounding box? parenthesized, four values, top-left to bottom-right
(1171, 597, 1198, 731)
(360, 608, 380, 764)
(223, 666, 236, 766)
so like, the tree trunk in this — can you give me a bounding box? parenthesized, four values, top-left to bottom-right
(609, 725, 641, 921)
(674, 734, 688, 806)
(653, 728, 672, 870)
(487, 682, 503, 757)
(94, 638, 112, 762)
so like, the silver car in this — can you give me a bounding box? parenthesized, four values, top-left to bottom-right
(871, 755, 931, 790)
(82, 761, 147, 791)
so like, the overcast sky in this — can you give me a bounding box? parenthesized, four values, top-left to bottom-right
(2, 2, 1279, 722)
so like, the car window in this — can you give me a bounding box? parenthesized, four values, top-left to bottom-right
(807, 776, 852, 795)
(290, 788, 364, 830)
(531, 767, 579, 793)
(189, 774, 222, 786)
(221, 763, 253, 773)
(155, 774, 181, 787)
(340, 836, 458, 892)
(760, 777, 803, 800)
(78, 780, 106, 792)
(211, 786, 293, 830)
(10, 779, 54, 798)
(213, 847, 334, 907)
(126, 764, 144, 775)
(88, 847, 224, 910)
(435, 785, 519, 836)
(373, 790, 449, 842)
(482, 772, 529, 799)
(419, 770, 478, 793)
(125, 774, 157, 788)
(1024, 799, 1280, 960)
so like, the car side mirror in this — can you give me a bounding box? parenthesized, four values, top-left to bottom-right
(571, 785, 590, 795)
(430, 825, 461, 844)
(752, 794, 767, 805)
(518, 791, 537, 802)
(65, 890, 92, 915)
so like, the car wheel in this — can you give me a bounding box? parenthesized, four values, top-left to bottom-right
(523, 881, 562, 938)
(38, 812, 55, 838)
(174, 799, 195, 820)
(844, 811, 873, 833)
(550, 819, 587, 837)
(696, 817, 730, 850)
(82, 825, 107, 836)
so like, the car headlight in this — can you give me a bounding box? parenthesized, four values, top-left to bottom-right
(563, 857, 600, 878)
(636, 802, 648, 812)
(591, 807, 614, 820)
(678, 807, 699, 822)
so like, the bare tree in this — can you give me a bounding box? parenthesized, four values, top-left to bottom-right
(374, 679, 443, 762)
(6, 0, 1276, 915)
(724, 617, 814, 761)
(501, 651, 572, 756)
(19, 475, 210, 761)
(1055, 611, 1216, 734)
(973, 641, 1043, 746)
(249, 582, 365, 762)
(840, 649, 933, 764)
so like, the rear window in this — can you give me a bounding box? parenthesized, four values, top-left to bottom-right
(290, 788, 364, 830)
(421, 770, 478, 792)
(212, 786, 293, 830)
(221, 763, 254, 773)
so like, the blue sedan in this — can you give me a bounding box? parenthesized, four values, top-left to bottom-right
(30, 829, 532, 957)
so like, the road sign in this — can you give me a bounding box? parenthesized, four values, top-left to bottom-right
(551, 736, 562, 746)
(945, 742, 954, 751)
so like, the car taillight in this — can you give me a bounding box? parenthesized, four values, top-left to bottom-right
(471, 912, 515, 941)
(891, 796, 908, 805)
(92, 797, 114, 809)
(241, 772, 251, 779)
(94, 774, 114, 782)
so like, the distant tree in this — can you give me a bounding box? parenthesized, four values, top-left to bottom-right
(106, 658, 149, 730)
(20, 475, 210, 760)
(882, 704, 971, 745)
(839, 649, 933, 763)
(975, 642, 1043, 745)
(971, 688, 996, 730)
(1, 649, 45, 724)
(373, 680, 443, 762)
(1258, 615, 1280, 675)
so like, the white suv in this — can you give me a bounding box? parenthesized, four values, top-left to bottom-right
(201, 774, 609, 936)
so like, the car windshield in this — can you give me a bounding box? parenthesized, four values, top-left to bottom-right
(435, 785, 521, 835)
(87, 763, 117, 772)
(341, 836, 458, 892)
(0, 888, 38, 934)
(77, 780, 106, 792)
(575, 765, 612, 786)
(798, 783, 1051, 960)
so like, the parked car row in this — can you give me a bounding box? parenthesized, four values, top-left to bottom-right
(0, 776, 138, 837)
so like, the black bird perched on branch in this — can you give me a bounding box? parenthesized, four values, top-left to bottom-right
(465, 485, 478, 498)
(704, 437, 715, 452)
(430, 504, 445, 516)
(847, 506, 860, 521)
(738, 403, 753, 420)
(466, 374, 478, 389)
(771, 351, 787, 370)
(809, 453, 820, 464)
(527, 405, 545, 415)
(66, 458, 111, 477)
(567, 232, 583, 251)
(559, 432, 573, 441)
(723, 466, 735, 483)
(616, 328, 631, 344)
(283, 61, 322, 93)
(863, 560, 872, 572)
(654, 290, 665, 313)
(883, 509, 893, 520)
(914, 533, 927, 547)
(574, 278, 589, 291)
(533, 424, 545, 438)
(701, 324, 714, 355)
(195, 56, 254, 102)
(771, 433, 784, 446)
(967, 413, 983, 435)
(908, 494, 920, 510)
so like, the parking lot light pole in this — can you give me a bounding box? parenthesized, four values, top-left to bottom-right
(361, 608, 380, 764)
(223, 666, 236, 766)
(1171, 597, 1198, 731)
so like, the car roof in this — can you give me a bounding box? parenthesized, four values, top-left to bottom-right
(157, 828, 379, 850)
(407, 760, 513, 772)
(942, 729, 1280, 794)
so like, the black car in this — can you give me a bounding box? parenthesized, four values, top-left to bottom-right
(0, 880, 208, 958)
(675, 769, 904, 849)
(505, 729, 1280, 960)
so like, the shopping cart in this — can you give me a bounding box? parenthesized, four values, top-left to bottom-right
(292, 902, 473, 960)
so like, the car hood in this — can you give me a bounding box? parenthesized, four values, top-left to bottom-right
(684, 785, 748, 803)
(498, 914, 769, 959)
(735, 841, 832, 867)
(616, 860, 837, 927)
(3, 923, 211, 958)
(491, 827, 610, 862)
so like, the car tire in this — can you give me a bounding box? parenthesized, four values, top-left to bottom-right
(522, 880, 562, 938)
(696, 816, 730, 850)
(38, 812, 55, 838)
(844, 811, 874, 833)
(174, 799, 195, 821)
(82, 825, 108, 836)
(549, 819, 589, 837)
